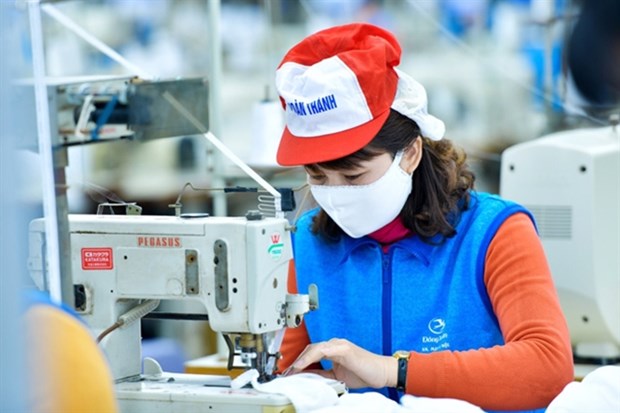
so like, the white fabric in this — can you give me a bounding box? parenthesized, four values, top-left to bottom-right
(233, 367, 620, 413)
(546, 366, 620, 413)
(231, 369, 339, 413)
(310, 151, 412, 238)
(284, 390, 483, 413)
(276, 58, 372, 138)
(230, 368, 259, 390)
(392, 69, 445, 141)
(252, 373, 340, 413)
(234, 370, 485, 413)
(312, 392, 405, 413)
(400, 394, 485, 412)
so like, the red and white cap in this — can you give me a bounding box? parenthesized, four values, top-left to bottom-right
(275, 23, 445, 166)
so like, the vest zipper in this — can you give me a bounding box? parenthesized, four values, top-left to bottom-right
(381, 249, 392, 353)
(382, 249, 399, 401)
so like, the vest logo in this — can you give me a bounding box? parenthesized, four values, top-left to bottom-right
(267, 232, 284, 260)
(428, 318, 446, 335)
(421, 317, 450, 353)
(137, 236, 181, 248)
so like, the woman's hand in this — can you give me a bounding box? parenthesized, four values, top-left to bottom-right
(282, 338, 398, 389)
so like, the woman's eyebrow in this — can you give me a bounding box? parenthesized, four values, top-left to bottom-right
(304, 164, 321, 173)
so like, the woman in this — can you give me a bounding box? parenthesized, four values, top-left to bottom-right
(274, 23, 573, 412)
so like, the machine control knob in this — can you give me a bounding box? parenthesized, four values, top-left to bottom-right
(180, 213, 210, 219)
(245, 210, 264, 221)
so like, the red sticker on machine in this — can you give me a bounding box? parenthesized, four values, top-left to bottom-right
(81, 248, 114, 270)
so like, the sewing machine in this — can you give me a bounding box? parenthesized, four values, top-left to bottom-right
(28, 210, 329, 412)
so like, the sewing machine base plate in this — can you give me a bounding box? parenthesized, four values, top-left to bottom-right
(116, 372, 345, 413)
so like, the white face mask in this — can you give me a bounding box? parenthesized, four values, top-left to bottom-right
(310, 151, 413, 238)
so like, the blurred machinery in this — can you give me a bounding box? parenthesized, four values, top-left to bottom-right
(17, 73, 217, 307)
(500, 120, 620, 361)
(49, 76, 209, 144)
(565, 0, 620, 120)
(52, 76, 214, 206)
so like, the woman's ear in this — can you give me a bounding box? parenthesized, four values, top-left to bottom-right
(400, 137, 423, 174)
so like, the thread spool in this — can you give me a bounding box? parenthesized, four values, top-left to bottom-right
(247, 99, 284, 168)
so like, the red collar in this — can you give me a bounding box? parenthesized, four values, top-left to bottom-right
(368, 216, 411, 245)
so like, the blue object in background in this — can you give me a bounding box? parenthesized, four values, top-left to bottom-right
(522, 41, 564, 111)
(441, 0, 488, 37)
(142, 338, 187, 373)
(1, 3, 28, 411)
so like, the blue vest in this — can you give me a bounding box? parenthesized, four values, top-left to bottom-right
(292, 192, 544, 413)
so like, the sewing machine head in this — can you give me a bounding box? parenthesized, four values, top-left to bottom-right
(28, 211, 316, 383)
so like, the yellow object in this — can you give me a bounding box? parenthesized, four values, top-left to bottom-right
(24, 304, 118, 413)
(262, 405, 295, 413)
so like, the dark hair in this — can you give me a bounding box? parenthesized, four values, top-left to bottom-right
(309, 109, 475, 243)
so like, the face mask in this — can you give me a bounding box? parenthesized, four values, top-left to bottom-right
(310, 151, 413, 238)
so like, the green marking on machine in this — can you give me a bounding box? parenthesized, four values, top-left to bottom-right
(268, 243, 284, 259)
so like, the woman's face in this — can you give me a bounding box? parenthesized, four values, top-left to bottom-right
(305, 152, 393, 186)
(305, 138, 423, 186)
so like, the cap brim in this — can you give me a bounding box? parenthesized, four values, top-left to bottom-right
(276, 109, 391, 166)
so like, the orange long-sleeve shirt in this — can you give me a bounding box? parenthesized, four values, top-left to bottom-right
(278, 213, 574, 411)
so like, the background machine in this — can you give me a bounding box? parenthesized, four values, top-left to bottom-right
(500, 121, 620, 363)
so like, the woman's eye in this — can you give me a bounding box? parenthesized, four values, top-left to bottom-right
(308, 175, 325, 182)
(345, 174, 363, 182)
